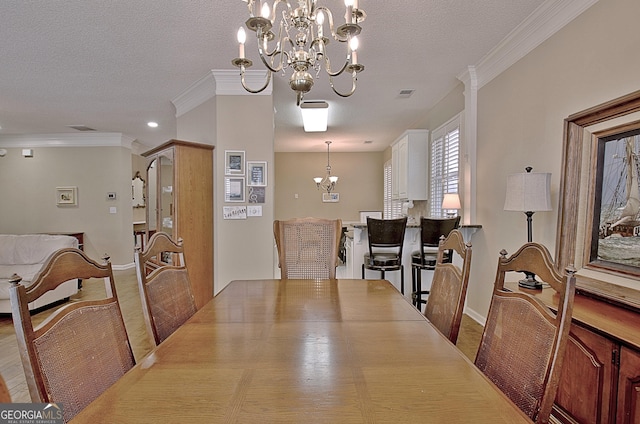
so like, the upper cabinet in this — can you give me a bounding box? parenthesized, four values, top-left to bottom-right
(143, 140, 214, 309)
(391, 129, 428, 200)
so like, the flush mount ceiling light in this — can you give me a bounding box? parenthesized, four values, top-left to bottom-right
(147, 122, 159, 128)
(232, 0, 365, 105)
(300, 101, 328, 132)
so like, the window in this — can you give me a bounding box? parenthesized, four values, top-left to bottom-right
(430, 115, 461, 217)
(383, 159, 402, 218)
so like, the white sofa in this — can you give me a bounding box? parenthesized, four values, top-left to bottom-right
(0, 234, 79, 313)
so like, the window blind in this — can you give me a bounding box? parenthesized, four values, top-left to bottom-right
(430, 116, 461, 217)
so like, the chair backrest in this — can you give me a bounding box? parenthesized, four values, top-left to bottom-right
(134, 231, 198, 346)
(474, 243, 576, 424)
(418, 216, 460, 260)
(366, 216, 408, 256)
(0, 374, 10, 403)
(9, 248, 135, 422)
(274, 217, 342, 279)
(423, 229, 472, 344)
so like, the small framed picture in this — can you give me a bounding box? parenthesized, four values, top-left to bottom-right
(224, 177, 245, 202)
(225, 150, 245, 175)
(56, 186, 78, 206)
(248, 186, 265, 203)
(247, 161, 267, 186)
(322, 192, 339, 203)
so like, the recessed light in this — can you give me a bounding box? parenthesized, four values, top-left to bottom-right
(147, 122, 159, 128)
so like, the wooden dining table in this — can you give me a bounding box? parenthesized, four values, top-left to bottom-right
(70, 279, 530, 423)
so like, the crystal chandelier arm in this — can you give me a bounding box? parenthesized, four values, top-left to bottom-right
(254, 27, 289, 73)
(322, 53, 350, 78)
(239, 67, 273, 94)
(329, 71, 358, 98)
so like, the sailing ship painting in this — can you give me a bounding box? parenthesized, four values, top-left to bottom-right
(595, 132, 640, 268)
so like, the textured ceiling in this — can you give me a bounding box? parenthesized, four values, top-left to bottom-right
(0, 1, 543, 152)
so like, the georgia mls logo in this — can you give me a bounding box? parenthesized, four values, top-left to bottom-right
(0, 403, 64, 424)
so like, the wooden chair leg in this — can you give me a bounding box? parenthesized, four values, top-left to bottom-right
(362, 264, 365, 279)
(400, 265, 404, 295)
(416, 268, 422, 312)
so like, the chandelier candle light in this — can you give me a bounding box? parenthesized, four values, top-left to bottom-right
(232, 0, 366, 105)
(314, 141, 338, 193)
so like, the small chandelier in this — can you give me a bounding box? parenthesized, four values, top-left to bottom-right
(232, 0, 366, 105)
(314, 141, 338, 193)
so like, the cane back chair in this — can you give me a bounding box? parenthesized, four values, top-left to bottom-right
(362, 217, 408, 293)
(10, 248, 135, 422)
(274, 217, 342, 279)
(0, 374, 10, 403)
(423, 229, 472, 344)
(411, 216, 460, 310)
(474, 243, 576, 424)
(134, 231, 198, 346)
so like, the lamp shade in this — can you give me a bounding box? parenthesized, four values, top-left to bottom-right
(504, 171, 552, 212)
(442, 193, 461, 210)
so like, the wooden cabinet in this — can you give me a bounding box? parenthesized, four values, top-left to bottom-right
(391, 129, 428, 200)
(617, 347, 640, 424)
(143, 140, 214, 309)
(553, 324, 617, 423)
(509, 282, 640, 424)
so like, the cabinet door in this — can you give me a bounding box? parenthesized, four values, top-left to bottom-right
(392, 143, 399, 200)
(553, 324, 616, 424)
(617, 347, 640, 424)
(398, 137, 408, 198)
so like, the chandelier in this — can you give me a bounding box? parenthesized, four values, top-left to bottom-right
(232, 0, 365, 105)
(314, 141, 338, 193)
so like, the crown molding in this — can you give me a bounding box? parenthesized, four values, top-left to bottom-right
(172, 69, 271, 118)
(171, 71, 217, 118)
(0, 132, 135, 148)
(458, 0, 599, 88)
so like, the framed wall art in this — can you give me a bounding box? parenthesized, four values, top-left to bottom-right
(224, 177, 245, 202)
(247, 161, 267, 186)
(56, 186, 78, 206)
(225, 150, 245, 175)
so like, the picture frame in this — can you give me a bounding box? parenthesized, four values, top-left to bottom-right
(248, 186, 265, 203)
(224, 177, 245, 202)
(322, 192, 339, 203)
(247, 161, 267, 186)
(56, 186, 77, 206)
(225, 150, 245, 175)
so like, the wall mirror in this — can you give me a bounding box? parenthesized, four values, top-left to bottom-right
(132, 171, 146, 208)
(557, 90, 640, 299)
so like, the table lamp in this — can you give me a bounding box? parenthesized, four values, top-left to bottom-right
(504, 166, 551, 289)
(442, 193, 461, 217)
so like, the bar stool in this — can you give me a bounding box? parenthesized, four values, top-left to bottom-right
(362, 217, 408, 293)
(411, 216, 460, 310)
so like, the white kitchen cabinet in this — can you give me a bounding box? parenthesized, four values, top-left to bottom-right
(391, 129, 428, 200)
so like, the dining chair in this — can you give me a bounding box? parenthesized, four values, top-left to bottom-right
(474, 243, 576, 424)
(361, 217, 408, 293)
(274, 217, 343, 279)
(423, 229, 472, 344)
(134, 231, 198, 346)
(411, 216, 460, 310)
(9, 248, 135, 422)
(0, 374, 10, 403)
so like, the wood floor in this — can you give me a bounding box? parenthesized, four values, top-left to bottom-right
(0, 270, 483, 403)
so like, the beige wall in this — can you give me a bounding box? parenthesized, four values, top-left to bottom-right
(0, 145, 134, 265)
(436, 0, 640, 320)
(177, 94, 275, 294)
(275, 151, 383, 222)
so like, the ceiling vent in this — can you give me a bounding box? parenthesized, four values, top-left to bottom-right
(398, 89, 415, 98)
(67, 125, 96, 132)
